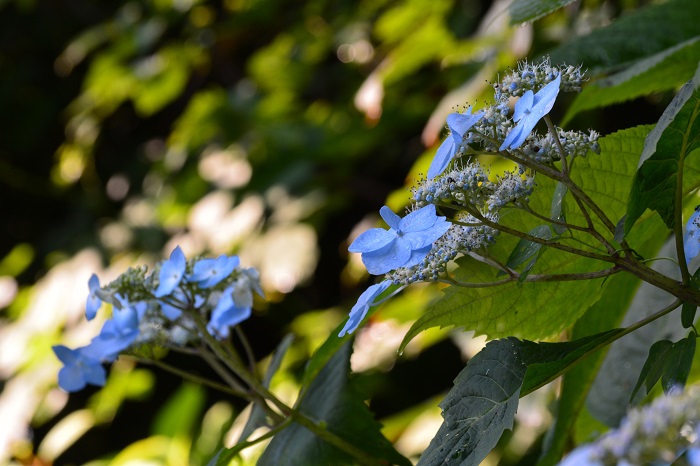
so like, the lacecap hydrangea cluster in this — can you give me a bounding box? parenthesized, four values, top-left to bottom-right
(53, 246, 263, 392)
(558, 387, 700, 466)
(342, 59, 599, 336)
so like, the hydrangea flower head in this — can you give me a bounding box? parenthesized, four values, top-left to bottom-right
(685, 206, 700, 264)
(154, 246, 186, 298)
(86, 273, 102, 320)
(500, 73, 561, 151)
(339, 280, 392, 337)
(189, 254, 240, 288)
(428, 108, 485, 179)
(349, 204, 451, 275)
(53, 345, 106, 392)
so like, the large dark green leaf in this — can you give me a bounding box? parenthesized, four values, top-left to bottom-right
(661, 333, 697, 392)
(548, 0, 700, 73)
(419, 332, 623, 466)
(562, 38, 700, 125)
(257, 342, 410, 466)
(624, 63, 700, 234)
(508, 0, 578, 24)
(630, 339, 674, 402)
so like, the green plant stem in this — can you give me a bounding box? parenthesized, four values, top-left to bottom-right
(544, 115, 569, 176)
(235, 326, 257, 374)
(521, 299, 683, 396)
(441, 266, 620, 288)
(136, 357, 254, 401)
(223, 417, 293, 459)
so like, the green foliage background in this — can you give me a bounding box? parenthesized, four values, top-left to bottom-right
(1, 0, 699, 464)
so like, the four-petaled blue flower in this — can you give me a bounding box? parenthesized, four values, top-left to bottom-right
(189, 255, 240, 288)
(500, 74, 561, 151)
(339, 280, 392, 337)
(428, 108, 485, 179)
(684, 206, 700, 264)
(88, 303, 146, 361)
(86, 273, 102, 320)
(207, 286, 252, 338)
(349, 204, 451, 275)
(52, 345, 107, 392)
(154, 246, 186, 298)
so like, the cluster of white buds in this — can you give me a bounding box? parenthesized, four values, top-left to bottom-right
(561, 387, 700, 465)
(495, 59, 585, 101)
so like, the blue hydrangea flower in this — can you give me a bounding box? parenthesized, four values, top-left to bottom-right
(500, 74, 561, 151)
(339, 280, 391, 337)
(685, 206, 700, 264)
(207, 286, 252, 338)
(349, 205, 451, 275)
(154, 246, 186, 298)
(428, 108, 485, 179)
(88, 302, 146, 361)
(52, 345, 107, 392)
(86, 273, 102, 320)
(189, 255, 240, 288)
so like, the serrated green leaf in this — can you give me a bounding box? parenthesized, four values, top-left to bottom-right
(238, 334, 294, 443)
(420, 332, 622, 466)
(258, 342, 410, 466)
(508, 0, 577, 24)
(662, 333, 697, 392)
(417, 338, 526, 466)
(401, 126, 653, 346)
(562, 37, 700, 125)
(548, 0, 700, 73)
(630, 339, 673, 402)
(624, 63, 700, 234)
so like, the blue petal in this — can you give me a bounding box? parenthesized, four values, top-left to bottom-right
(338, 280, 392, 337)
(207, 288, 252, 338)
(348, 228, 395, 253)
(404, 217, 451, 249)
(361, 238, 412, 275)
(82, 361, 107, 386)
(379, 206, 401, 230)
(154, 246, 186, 298)
(189, 255, 239, 288)
(447, 109, 484, 140)
(53, 345, 78, 365)
(513, 91, 534, 122)
(532, 74, 561, 110)
(500, 121, 528, 151)
(685, 208, 700, 264)
(402, 244, 433, 269)
(58, 364, 87, 392)
(428, 137, 456, 179)
(399, 204, 438, 233)
(86, 274, 102, 320)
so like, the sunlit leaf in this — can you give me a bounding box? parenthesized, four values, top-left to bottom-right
(509, 0, 578, 24)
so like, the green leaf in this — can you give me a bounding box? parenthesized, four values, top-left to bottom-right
(401, 126, 653, 346)
(258, 342, 410, 466)
(624, 63, 700, 234)
(630, 339, 673, 402)
(520, 329, 624, 395)
(417, 338, 526, 466)
(538, 272, 641, 465)
(548, 0, 700, 73)
(501, 225, 552, 275)
(682, 302, 698, 329)
(508, 0, 578, 24)
(238, 334, 294, 443)
(662, 333, 697, 392)
(419, 331, 622, 466)
(151, 382, 205, 438)
(562, 37, 700, 125)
